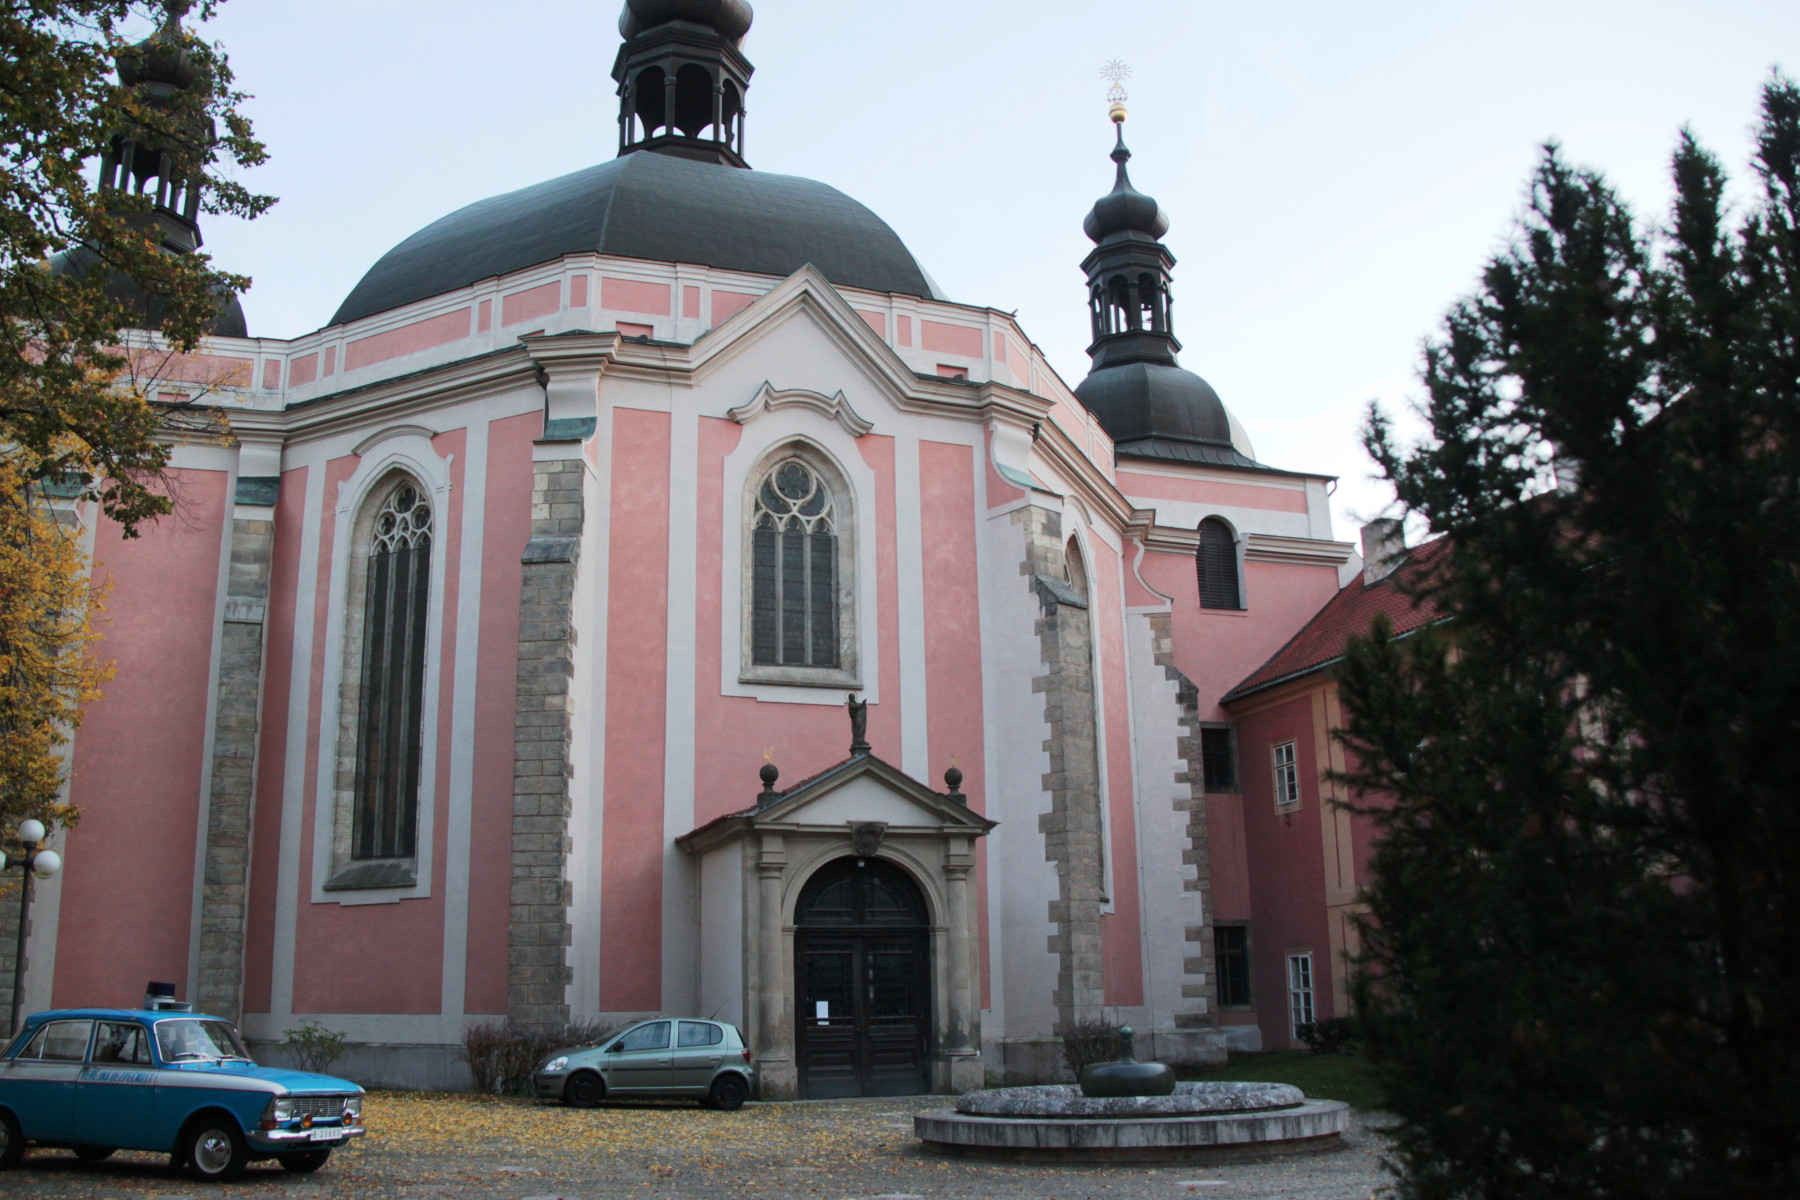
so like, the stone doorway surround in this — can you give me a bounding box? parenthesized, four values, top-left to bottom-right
(676, 752, 996, 1100)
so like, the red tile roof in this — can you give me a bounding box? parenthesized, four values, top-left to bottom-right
(1223, 536, 1449, 703)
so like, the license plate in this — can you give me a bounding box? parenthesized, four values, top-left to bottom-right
(309, 1127, 345, 1142)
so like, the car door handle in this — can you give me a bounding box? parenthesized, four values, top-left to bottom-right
(708, 1057, 721, 1064)
(656, 1058, 671, 1066)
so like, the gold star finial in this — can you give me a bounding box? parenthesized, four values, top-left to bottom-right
(763, 745, 774, 763)
(1102, 60, 1131, 123)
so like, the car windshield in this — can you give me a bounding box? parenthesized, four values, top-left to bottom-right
(155, 1019, 252, 1063)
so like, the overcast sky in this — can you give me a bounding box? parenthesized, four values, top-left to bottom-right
(187, 0, 1797, 534)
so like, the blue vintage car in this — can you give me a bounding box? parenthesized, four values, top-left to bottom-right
(0, 1008, 365, 1182)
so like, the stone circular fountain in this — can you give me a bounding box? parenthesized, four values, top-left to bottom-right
(914, 1028, 1350, 1163)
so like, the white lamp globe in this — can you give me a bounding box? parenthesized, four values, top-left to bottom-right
(31, 850, 60, 879)
(16, 819, 45, 845)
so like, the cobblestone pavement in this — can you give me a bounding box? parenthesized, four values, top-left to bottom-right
(0, 1092, 1394, 1199)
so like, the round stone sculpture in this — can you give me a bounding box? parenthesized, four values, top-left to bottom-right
(956, 1081, 1305, 1119)
(1078, 1026, 1175, 1098)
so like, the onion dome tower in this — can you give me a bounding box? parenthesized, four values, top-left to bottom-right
(101, 0, 211, 254)
(1073, 93, 1252, 466)
(51, 0, 245, 335)
(613, 0, 755, 168)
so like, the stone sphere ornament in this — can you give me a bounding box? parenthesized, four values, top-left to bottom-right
(1078, 1026, 1176, 1098)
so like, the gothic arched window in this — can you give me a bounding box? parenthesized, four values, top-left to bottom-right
(352, 480, 433, 860)
(1197, 517, 1242, 610)
(751, 458, 839, 668)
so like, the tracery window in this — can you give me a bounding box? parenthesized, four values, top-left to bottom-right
(1197, 517, 1242, 610)
(751, 458, 839, 668)
(352, 481, 432, 861)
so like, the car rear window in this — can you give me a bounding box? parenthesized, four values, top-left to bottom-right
(17, 1020, 94, 1062)
(678, 1021, 722, 1047)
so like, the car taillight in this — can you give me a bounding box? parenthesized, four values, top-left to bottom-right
(741, 1049, 753, 1062)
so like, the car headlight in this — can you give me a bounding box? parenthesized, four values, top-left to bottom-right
(342, 1095, 362, 1119)
(266, 1096, 295, 1124)
(545, 1056, 569, 1072)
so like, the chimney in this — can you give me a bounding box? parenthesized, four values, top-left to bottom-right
(1361, 518, 1405, 587)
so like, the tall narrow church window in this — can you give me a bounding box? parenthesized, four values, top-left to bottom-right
(1197, 517, 1241, 610)
(353, 481, 432, 860)
(752, 459, 838, 668)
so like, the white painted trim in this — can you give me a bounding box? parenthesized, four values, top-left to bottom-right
(308, 430, 454, 906)
(440, 418, 489, 1018)
(719, 410, 880, 705)
(894, 433, 928, 778)
(569, 419, 615, 1019)
(662, 404, 700, 1013)
(273, 464, 327, 1018)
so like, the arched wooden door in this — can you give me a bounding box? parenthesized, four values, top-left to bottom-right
(794, 857, 931, 1099)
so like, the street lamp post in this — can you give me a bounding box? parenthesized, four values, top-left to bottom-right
(4, 820, 62, 1035)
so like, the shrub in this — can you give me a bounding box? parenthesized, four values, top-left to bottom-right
(1295, 1017, 1358, 1056)
(458, 1018, 614, 1095)
(281, 1019, 349, 1076)
(1058, 1019, 1122, 1080)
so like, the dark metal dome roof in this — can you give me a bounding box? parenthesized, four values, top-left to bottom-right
(619, 0, 753, 43)
(1075, 361, 1264, 468)
(331, 150, 942, 326)
(47, 246, 247, 338)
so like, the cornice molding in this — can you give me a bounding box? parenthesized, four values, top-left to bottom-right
(1244, 534, 1356, 567)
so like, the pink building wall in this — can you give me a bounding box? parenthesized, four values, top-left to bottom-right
(1233, 689, 1335, 1048)
(466, 412, 540, 1015)
(918, 440, 990, 1006)
(54, 469, 229, 1007)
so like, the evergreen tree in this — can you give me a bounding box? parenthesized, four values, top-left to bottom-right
(1339, 76, 1800, 1199)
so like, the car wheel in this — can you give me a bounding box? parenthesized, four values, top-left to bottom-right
(74, 1145, 116, 1162)
(182, 1116, 248, 1183)
(279, 1148, 332, 1173)
(563, 1070, 604, 1109)
(708, 1074, 749, 1112)
(0, 1111, 25, 1169)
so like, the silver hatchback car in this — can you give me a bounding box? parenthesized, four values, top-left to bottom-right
(532, 1019, 755, 1110)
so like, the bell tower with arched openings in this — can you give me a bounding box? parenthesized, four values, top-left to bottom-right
(612, 0, 755, 168)
(1079, 103, 1178, 373)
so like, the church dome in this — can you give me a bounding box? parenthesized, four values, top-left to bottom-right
(331, 150, 943, 327)
(1076, 361, 1261, 466)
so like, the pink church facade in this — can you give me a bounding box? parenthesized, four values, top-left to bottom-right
(14, 1, 1369, 1094)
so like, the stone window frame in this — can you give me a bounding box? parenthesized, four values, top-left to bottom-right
(725, 430, 871, 696)
(310, 429, 452, 904)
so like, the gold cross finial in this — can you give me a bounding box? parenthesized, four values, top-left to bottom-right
(1102, 60, 1131, 123)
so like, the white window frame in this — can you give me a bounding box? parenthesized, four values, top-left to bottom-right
(310, 429, 452, 904)
(1273, 740, 1301, 810)
(1287, 951, 1316, 1043)
(719, 410, 880, 704)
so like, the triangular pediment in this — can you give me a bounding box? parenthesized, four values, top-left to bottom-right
(677, 753, 994, 854)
